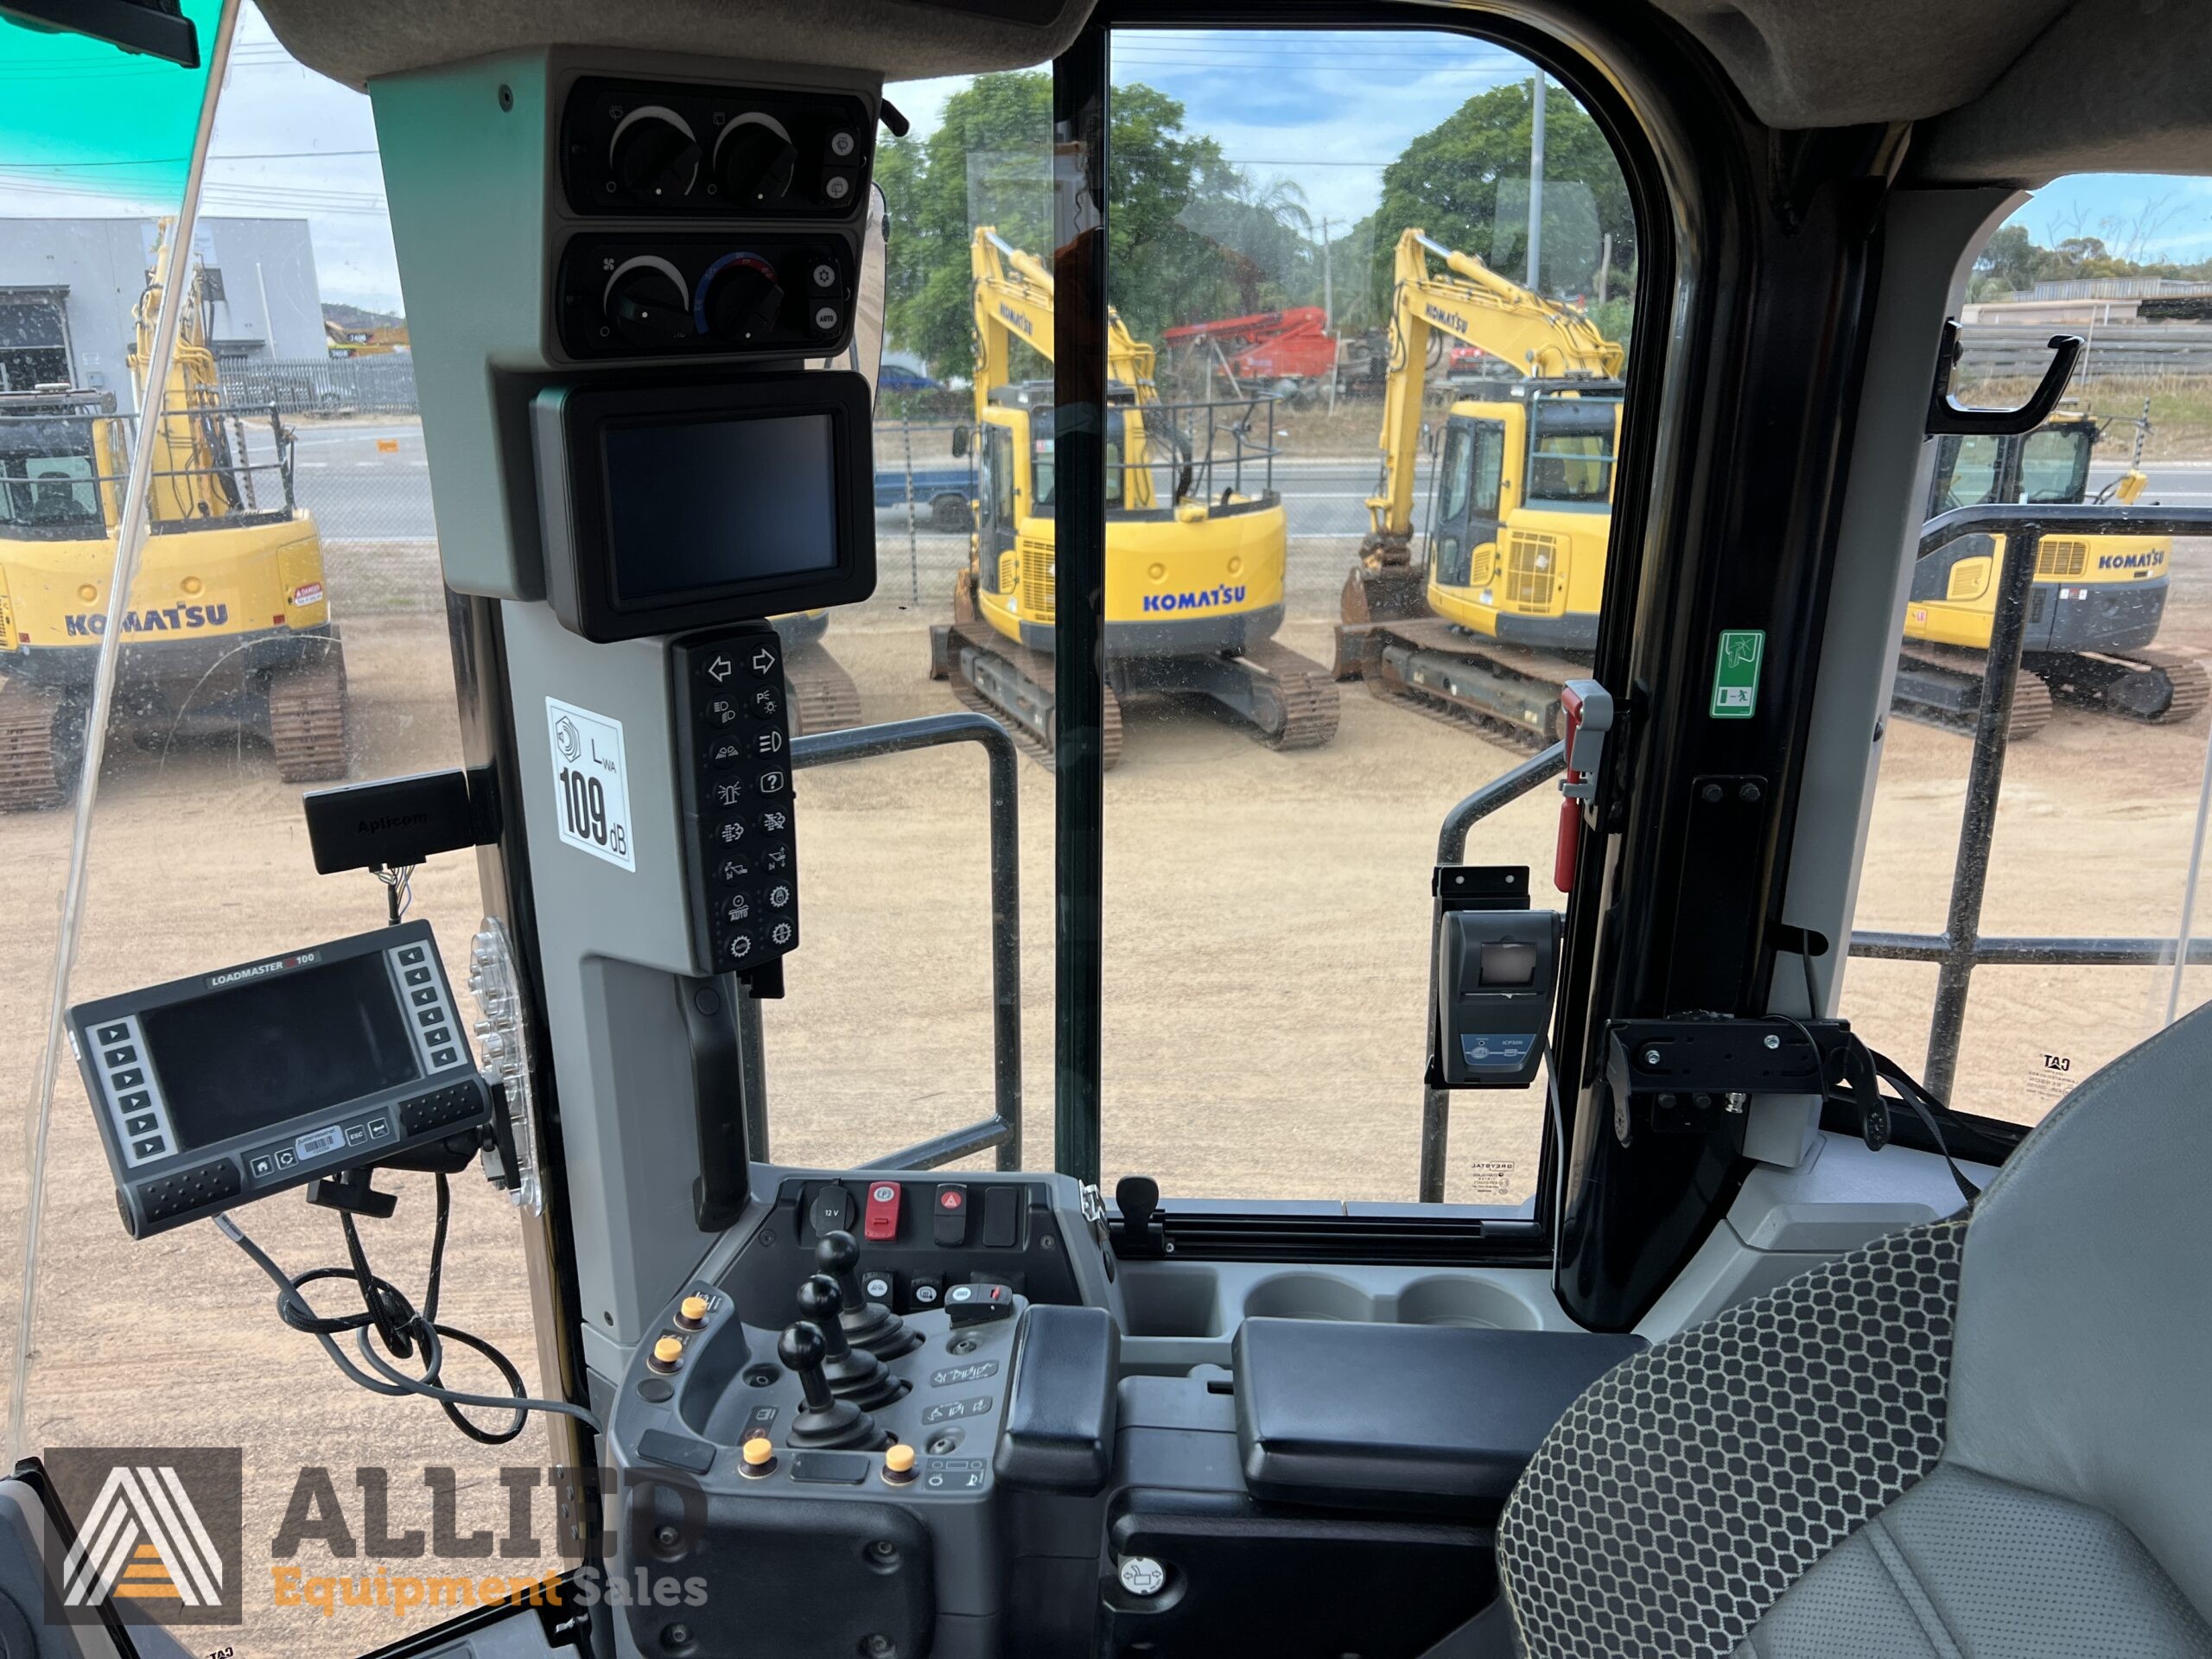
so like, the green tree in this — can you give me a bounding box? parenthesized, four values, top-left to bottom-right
(875, 71, 1313, 380)
(1371, 79, 1635, 307)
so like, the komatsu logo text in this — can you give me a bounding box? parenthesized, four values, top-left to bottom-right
(2097, 550, 2165, 571)
(1424, 302, 1470, 335)
(1141, 584, 1245, 613)
(998, 302, 1033, 338)
(66, 604, 231, 637)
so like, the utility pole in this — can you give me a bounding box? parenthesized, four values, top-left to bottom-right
(1526, 73, 1547, 293)
(1320, 214, 1337, 413)
(1598, 232, 1611, 305)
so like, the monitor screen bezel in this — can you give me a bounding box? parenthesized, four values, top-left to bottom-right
(541, 372, 878, 643)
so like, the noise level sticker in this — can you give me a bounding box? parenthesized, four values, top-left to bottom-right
(546, 696, 636, 872)
(1710, 628, 1765, 719)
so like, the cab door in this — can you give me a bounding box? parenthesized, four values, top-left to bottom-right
(1427, 414, 1506, 589)
(975, 418, 1019, 598)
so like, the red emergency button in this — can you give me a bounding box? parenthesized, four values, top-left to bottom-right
(864, 1180, 902, 1241)
(933, 1184, 969, 1247)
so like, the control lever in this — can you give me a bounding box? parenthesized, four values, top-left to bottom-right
(1114, 1176, 1166, 1258)
(816, 1230, 922, 1358)
(778, 1323, 888, 1450)
(796, 1275, 906, 1408)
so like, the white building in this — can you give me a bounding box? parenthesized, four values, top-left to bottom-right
(0, 217, 327, 410)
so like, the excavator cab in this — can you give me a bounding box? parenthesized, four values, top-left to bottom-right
(8, 3, 2212, 1659)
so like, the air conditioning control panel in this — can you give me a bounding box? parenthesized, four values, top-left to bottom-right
(562, 76, 872, 219)
(556, 233, 856, 359)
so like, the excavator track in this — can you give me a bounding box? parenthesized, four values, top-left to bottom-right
(780, 640, 863, 735)
(1239, 639, 1342, 751)
(2029, 644, 2212, 726)
(934, 619, 1124, 772)
(267, 656, 350, 783)
(1891, 647, 2053, 743)
(0, 689, 84, 811)
(1345, 617, 1571, 753)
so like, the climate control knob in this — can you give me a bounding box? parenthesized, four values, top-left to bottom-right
(698, 251, 785, 345)
(601, 256, 692, 348)
(608, 105, 700, 201)
(714, 113, 798, 204)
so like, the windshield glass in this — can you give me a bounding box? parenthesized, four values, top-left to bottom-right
(2019, 423, 2093, 502)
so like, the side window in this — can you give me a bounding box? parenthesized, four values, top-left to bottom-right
(1436, 423, 1475, 522)
(1848, 175, 2212, 1131)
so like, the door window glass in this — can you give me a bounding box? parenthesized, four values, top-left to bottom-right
(1846, 175, 2212, 1129)
(1096, 31, 1639, 1206)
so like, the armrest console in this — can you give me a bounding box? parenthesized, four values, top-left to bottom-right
(1231, 1318, 1644, 1516)
(995, 1303, 1120, 1494)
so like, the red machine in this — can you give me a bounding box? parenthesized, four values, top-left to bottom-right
(1161, 307, 1340, 383)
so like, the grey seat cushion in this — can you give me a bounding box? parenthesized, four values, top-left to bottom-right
(1741, 1464, 2212, 1659)
(1498, 1001, 2212, 1658)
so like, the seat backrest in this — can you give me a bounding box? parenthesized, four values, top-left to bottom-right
(1497, 1002, 2212, 1658)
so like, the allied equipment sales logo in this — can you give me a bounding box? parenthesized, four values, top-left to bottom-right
(43, 1449, 244, 1626)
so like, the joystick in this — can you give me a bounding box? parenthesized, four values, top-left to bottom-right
(778, 1322, 888, 1450)
(816, 1230, 923, 1358)
(797, 1274, 907, 1408)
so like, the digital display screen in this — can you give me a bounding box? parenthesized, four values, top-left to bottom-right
(601, 411, 839, 605)
(138, 954, 420, 1151)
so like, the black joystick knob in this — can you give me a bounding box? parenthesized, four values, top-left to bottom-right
(798, 1275, 906, 1408)
(777, 1321, 885, 1450)
(816, 1230, 923, 1359)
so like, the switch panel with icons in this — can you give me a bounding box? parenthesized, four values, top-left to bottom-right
(671, 622, 801, 978)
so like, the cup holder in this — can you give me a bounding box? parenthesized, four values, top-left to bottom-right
(1393, 1275, 1540, 1330)
(1241, 1273, 1373, 1323)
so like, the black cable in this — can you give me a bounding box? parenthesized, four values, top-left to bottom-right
(215, 1173, 601, 1444)
(1783, 951, 1981, 1205)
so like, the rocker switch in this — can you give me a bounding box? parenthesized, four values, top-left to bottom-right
(863, 1180, 901, 1241)
(932, 1184, 969, 1247)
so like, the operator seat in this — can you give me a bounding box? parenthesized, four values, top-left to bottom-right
(1497, 1004, 2212, 1657)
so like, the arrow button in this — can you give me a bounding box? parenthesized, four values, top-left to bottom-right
(750, 647, 778, 676)
(707, 655, 734, 683)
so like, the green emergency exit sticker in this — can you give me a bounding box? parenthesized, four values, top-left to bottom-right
(1711, 629, 1764, 719)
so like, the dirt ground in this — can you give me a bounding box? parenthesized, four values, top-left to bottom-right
(3, 534, 2210, 1651)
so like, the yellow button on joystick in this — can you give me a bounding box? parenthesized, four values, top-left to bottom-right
(740, 1436, 777, 1478)
(677, 1295, 711, 1331)
(648, 1335, 684, 1374)
(882, 1443, 917, 1485)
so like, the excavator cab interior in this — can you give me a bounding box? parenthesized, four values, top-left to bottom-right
(3, 2, 2211, 1657)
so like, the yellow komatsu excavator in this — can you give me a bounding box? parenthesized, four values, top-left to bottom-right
(927, 226, 1338, 766)
(0, 231, 346, 807)
(1338, 228, 2205, 746)
(1897, 407, 2206, 739)
(1335, 228, 1625, 741)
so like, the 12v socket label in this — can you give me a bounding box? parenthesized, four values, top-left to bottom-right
(546, 696, 636, 871)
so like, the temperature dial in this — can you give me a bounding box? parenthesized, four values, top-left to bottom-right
(714, 113, 798, 204)
(608, 105, 700, 201)
(696, 251, 785, 344)
(602, 257, 692, 347)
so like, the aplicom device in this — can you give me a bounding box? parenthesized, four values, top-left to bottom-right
(68, 919, 490, 1238)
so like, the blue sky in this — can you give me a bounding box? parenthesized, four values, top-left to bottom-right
(9, 11, 2212, 316)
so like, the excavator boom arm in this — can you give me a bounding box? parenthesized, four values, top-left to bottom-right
(1365, 227, 1623, 545)
(970, 225, 1154, 422)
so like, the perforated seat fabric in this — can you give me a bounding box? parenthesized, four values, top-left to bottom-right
(1497, 1002, 2212, 1658)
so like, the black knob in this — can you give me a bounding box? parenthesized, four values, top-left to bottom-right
(610, 107, 699, 201)
(603, 260, 691, 348)
(701, 255, 785, 343)
(817, 1230, 868, 1306)
(778, 1320, 835, 1413)
(715, 118, 798, 203)
(796, 1275, 850, 1358)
